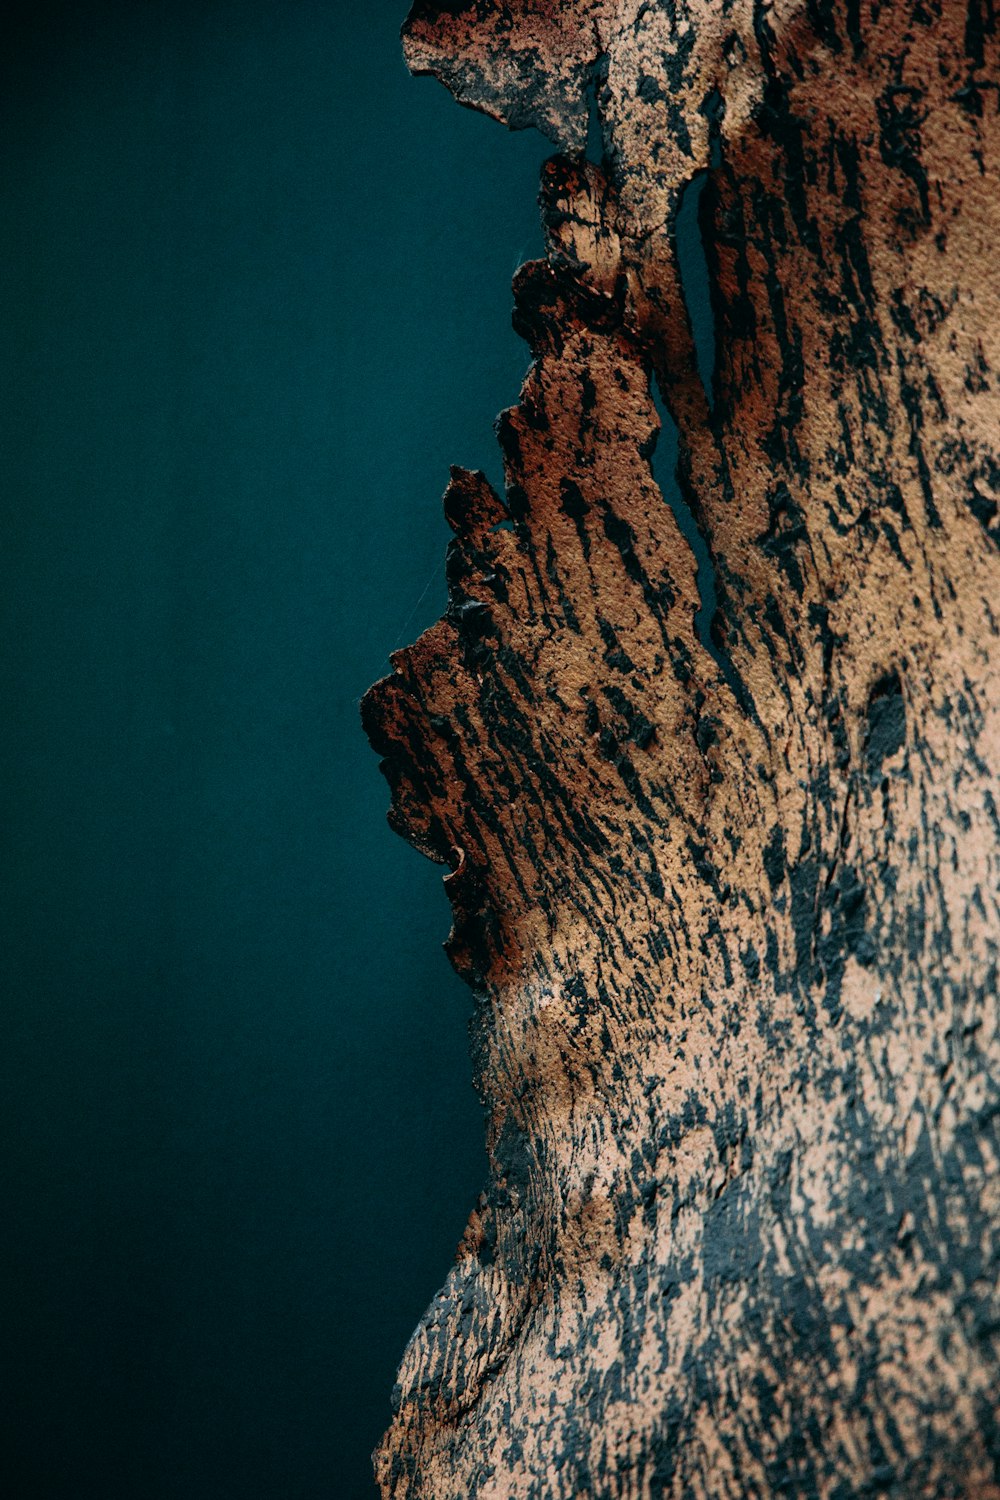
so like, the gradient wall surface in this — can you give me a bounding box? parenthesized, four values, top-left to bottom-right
(1, 4, 549, 1495)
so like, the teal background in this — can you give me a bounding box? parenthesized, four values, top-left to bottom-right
(1, 4, 550, 1495)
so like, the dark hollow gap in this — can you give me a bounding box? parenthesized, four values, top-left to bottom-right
(648, 376, 722, 666)
(648, 377, 758, 721)
(674, 169, 716, 408)
(673, 96, 724, 410)
(583, 57, 608, 166)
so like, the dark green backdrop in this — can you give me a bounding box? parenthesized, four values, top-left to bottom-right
(1, 5, 549, 1495)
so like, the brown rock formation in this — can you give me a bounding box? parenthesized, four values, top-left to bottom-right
(362, 0, 1000, 1493)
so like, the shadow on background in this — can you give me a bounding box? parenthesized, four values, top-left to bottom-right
(0, 4, 549, 1495)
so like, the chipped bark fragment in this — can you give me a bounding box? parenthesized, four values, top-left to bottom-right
(364, 0, 1000, 1494)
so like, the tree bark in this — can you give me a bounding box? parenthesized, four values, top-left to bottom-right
(362, 0, 1000, 1493)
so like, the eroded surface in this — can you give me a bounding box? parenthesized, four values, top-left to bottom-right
(363, 1, 1000, 1493)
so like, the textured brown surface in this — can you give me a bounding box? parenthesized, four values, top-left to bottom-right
(363, 1, 1000, 1494)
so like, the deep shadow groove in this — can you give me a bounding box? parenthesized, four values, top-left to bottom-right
(674, 100, 723, 408)
(674, 170, 715, 407)
(648, 377, 722, 667)
(584, 57, 608, 165)
(648, 376, 759, 721)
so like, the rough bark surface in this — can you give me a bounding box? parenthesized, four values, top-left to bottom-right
(362, 1, 1000, 1494)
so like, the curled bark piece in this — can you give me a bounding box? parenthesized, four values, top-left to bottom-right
(364, 0, 1000, 1493)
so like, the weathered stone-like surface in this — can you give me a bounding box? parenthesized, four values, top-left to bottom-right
(363, 0, 1000, 1494)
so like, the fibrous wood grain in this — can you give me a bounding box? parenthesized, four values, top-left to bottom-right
(362, 1, 1000, 1494)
